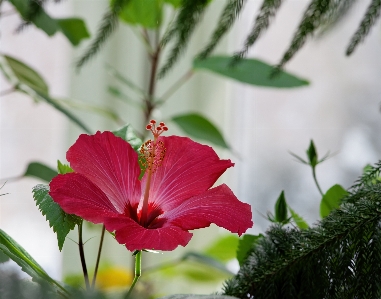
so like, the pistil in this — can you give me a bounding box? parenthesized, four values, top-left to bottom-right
(139, 120, 167, 226)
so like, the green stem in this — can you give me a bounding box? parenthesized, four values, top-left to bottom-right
(125, 251, 142, 298)
(91, 225, 106, 289)
(312, 166, 324, 196)
(78, 221, 90, 290)
(159, 69, 194, 102)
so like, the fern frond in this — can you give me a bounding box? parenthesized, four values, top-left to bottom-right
(197, 0, 247, 60)
(275, 0, 333, 73)
(234, 0, 283, 62)
(158, 0, 209, 78)
(223, 183, 381, 298)
(318, 0, 358, 35)
(346, 0, 381, 55)
(76, 0, 130, 70)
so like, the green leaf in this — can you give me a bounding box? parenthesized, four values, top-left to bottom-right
(158, 294, 239, 299)
(163, 0, 182, 8)
(9, 0, 89, 46)
(9, 0, 59, 36)
(32, 184, 81, 251)
(275, 190, 288, 223)
(288, 206, 309, 229)
(0, 228, 68, 293)
(118, 0, 163, 28)
(23, 162, 58, 182)
(171, 113, 229, 148)
(193, 56, 309, 88)
(0, 250, 10, 263)
(236, 234, 263, 266)
(203, 235, 239, 262)
(57, 160, 73, 175)
(3, 55, 49, 95)
(112, 124, 143, 152)
(320, 184, 348, 218)
(57, 18, 90, 46)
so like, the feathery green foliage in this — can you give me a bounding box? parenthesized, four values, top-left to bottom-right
(275, 0, 333, 72)
(223, 161, 381, 299)
(233, 0, 282, 62)
(76, 0, 130, 69)
(346, 0, 381, 55)
(197, 0, 247, 59)
(158, 0, 209, 78)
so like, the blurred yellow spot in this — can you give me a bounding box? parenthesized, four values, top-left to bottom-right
(96, 267, 133, 290)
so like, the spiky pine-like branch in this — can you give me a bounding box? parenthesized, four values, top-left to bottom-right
(76, 0, 130, 70)
(158, 0, 209, 78)
(346, 0, 381, 55)
(223, 162, 381, 299)
(197, 0, 247, 59)
(234, 0, 283, 62)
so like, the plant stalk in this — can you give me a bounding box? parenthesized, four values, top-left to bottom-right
(78, 221, 90, 290)
(125, 250, 142, 298)
(91, 224, 106, 289)
(312, 166, 324, 196)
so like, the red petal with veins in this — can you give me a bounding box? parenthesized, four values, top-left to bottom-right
(104, 216, 192, 251)
(163, 184, 253, 236)
(49, 173, 120, 223)
(141, 136, 233, 211)
(67, 131, 141, 212)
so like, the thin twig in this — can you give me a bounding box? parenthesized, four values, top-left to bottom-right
(0, 86, 16, 97)
(159, 69, 194, 102)
(91, 225, 106, 289)
(78, 221, 90, 290)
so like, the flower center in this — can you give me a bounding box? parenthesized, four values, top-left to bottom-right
(139, 120, 167, 226)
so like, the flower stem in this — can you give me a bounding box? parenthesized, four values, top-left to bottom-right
(78, 221, 90, 290)
(91, 224, 106, 289)
(312, 166, 324, 196)
(125, 250, 142, 298)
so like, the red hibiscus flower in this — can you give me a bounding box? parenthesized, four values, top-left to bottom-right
(49, 121, 253, 251)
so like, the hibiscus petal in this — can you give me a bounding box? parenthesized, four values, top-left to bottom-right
(49, 173, 119, 223)
(142, 136, 233, 211)
(67, 131, 141, 212)
(163, 184, 253, 236)
(104, 216, 193, 251)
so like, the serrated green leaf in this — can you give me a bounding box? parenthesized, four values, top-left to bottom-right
(288, 206, 309, 229)
(158, 295, 238, 299)
(193, 56, 309, 88)
(320, 184, 348, 218)
(237, 234, 263, 266)
(203, 235, 239, 262)
(3, 55, 49, 95)
(57, 160, 73, 175)
(118, 0, 163, 28)
(112, 124, 143, 152)
(171, 113, 229, 148)
(0, 229, 68, 293)
(0, 250, 10, 263)
(23, 162, 58, 183)
(275, 190, 288, 223)
(57, 18, 90, 46)
(32, 184, 81, 251)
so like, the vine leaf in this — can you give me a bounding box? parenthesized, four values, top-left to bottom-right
(24, 162, 58, 182)
(112, 124, 143, 152)
(32, 184, 81, 251)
